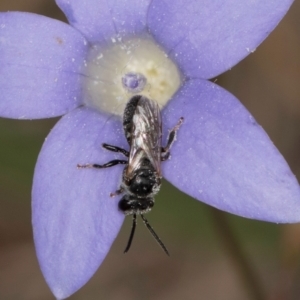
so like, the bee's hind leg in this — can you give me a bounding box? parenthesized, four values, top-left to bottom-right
(161, 117, 184, 161)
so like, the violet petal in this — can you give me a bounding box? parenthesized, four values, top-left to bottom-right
(56, 0, 151, 44)
(32, 107, 126, 299)
(0, 12, 88, 119)
(148, 0, 293, 79)
(162, 79, 300, 223)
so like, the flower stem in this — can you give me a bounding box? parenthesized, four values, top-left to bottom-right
(210, 207, 266, 300)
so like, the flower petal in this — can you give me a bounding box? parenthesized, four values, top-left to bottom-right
(162, 79, 300, 223)
(148, 0, 293, 79)
(56, 0, 151, 44)
(32, 107, 126, 299)
(0, 12, 88, 119)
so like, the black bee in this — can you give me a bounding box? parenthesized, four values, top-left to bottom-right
(78, 95, 183, 255)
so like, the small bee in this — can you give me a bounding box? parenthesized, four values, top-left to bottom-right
(78, 95, 183, 255)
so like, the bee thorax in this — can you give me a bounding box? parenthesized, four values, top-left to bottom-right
(126, 168, 161, 197)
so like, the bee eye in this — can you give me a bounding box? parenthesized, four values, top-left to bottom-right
(118, 196, 133, 212)
(148, 200, 154, 208)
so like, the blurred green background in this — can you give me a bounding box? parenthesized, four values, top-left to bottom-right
(1, 1, 300, 300)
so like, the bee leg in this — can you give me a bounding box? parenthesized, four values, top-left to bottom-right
(161, 117, 184, 160)
(161, 152, 170, 161)
(77, 160, 127, 169)
(102, 143, 129, 157)
(110, 187, 124, 197)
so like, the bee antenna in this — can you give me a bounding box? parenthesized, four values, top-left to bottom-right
(124, 213, 137, 253)
(140, 214, 170, 256)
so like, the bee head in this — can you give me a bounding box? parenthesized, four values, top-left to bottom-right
(118, 194, 154, 215)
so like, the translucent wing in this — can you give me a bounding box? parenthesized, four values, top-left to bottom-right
(126, 97, 162, 178)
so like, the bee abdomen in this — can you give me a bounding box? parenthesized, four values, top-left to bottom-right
(123, 95, 143, 144)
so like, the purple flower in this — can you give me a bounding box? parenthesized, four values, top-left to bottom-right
(0, 0, 299, 298)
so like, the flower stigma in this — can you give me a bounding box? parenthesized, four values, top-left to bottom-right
(122, 72, 147, 93)
(84, 36, 182, 115)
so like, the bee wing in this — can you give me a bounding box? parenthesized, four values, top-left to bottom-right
(127, 97, 162, 177)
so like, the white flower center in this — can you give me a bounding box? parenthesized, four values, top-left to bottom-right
(84, 35, 182, 115)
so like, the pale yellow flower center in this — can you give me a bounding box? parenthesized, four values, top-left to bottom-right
(84, 35, 182, 115)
